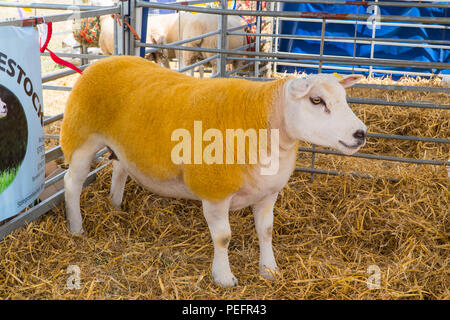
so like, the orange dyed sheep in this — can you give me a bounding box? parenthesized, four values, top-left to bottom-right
(60, 56, 366, 287)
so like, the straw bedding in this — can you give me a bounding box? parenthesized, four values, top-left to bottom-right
(0, 75, 448, 299)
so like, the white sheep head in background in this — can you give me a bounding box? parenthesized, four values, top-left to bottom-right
(0, 98, 7, 119)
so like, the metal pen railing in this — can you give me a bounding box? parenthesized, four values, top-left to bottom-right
(0, 0, 448, 240)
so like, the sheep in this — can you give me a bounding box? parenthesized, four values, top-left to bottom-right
(98, 14, 115, 56)
(87, 0, 114, 55)
(0, 98, 7, 119)
(143, 12, 189, 68)
(96, 11, 246, 72)
(179, 13, 247, 74)
(60, 56, 367, 287)
(144, 12, 246, 72)
(97, 11, 185, 66)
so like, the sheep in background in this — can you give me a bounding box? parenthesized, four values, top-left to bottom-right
(180, 13, 247, 74)
(144, 12, 247, 72)
(95, 8, 246, 72)
(98, 14, 115, 55)
(144, 12, 191, 68)
(96, 11, 188, 66)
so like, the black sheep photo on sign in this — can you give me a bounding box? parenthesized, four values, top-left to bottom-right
(0, 84, 28, 194)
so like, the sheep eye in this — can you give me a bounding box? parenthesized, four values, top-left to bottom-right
(310, 97, 323, 105)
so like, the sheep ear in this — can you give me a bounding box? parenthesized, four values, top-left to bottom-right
(287, 78, 317, 100)
(339, 74, 363, 88)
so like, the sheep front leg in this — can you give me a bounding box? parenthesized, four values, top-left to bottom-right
(211, 59, 218, 76)
(202, 197, 237, 287)
(181, 49, 197, 75)
(253, 192, 279, 280)
(110, 160, 128, 208)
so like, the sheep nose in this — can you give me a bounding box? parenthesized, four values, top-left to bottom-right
(353, 130, 366, 144)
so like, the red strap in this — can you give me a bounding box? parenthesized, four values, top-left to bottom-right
(47, 48, 83, 74)
(40, 21, 83, 75)
(112, 14, 122, 27)
(123, 19, 141, 41)
(111, 14, 139, 40)
(39, 21, 51, 53)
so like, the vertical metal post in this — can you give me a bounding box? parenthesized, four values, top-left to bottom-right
(178, 10, 181, 71)
(129, 0, 136, 55)
(311, 18, 326, 181)
(351, 5, 360, 74)
(218, 0, 228, 77)
(318, 18, 326, 73)
(369, 0, 380, 77)
(272, 1, 280, 76)
(80, 45, 88, 66)
(140, 0, 149, 58)
(115, 0, 126, 55)
(254, 1, 262, 77)
(350, 6, 360, 104)
(113, 16, 118, 55)
(122, 0, 130, 55)
(267, 0, 276, 78)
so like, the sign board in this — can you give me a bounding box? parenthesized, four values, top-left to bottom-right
(0, 26, 45, 221)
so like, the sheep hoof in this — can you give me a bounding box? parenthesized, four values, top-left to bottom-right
(110, 199, 122, 210)
(260, 266, 280, 281)
(68, 224, 85, 235)
(213, 272, 238, 288)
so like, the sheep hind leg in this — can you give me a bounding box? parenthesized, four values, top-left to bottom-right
(110, 160, 128, 209)
(64, 135, 104, 234)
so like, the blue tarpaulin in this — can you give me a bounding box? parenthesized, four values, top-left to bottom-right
(277, 2, 449, 77)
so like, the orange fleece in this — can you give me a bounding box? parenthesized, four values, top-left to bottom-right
(60, 56, 286, 201)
